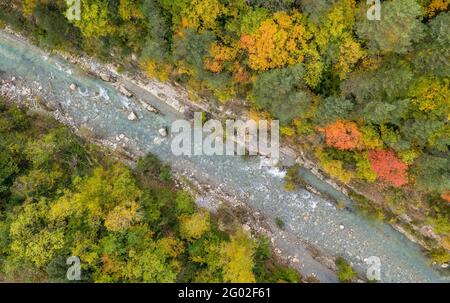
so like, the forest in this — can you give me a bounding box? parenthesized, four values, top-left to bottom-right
(0, 100, 301, 282)
(0, 0, 449, 267)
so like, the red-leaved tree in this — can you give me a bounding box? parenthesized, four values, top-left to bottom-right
(441, 191, 450, 203)
(320, 120, 363, 151)
(368, 150, 409, 188)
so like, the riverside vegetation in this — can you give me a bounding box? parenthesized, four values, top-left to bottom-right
(0, 0, 448, 265)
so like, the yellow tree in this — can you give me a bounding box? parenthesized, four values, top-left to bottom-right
(427, 0, 449, 17)
(240, 11, 310, 71)
(309, 0, 364, 80)
(179, 211, 211, 241)
(119, 0, 144, 21)
(204, 42, 239, 73)
(167, 0, 225, 32)
(75, 0, 114, 38)
(409, 77, 450, 119)
(220, 231, 256, 283)
(22, 0, 38, 17)
(104, 201, 142, 232)
(9, 199, 65, 268)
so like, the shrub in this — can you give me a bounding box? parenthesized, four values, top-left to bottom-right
(335, 257, 357, 283)
(275, 218, 285, 230)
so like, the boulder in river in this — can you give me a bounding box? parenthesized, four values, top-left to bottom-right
(118, 84, 133, 97)
(158, 127, 168, 137)
(99, 72, 111, 82)
(139, 100, 158, 113)
(127, 111, 138, 121)
(145, 104, 158, 113)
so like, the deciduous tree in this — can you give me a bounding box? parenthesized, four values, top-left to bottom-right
(320, 120, 363, 151)
(368, 150, 409, 188)
(357, 0, 425, 54)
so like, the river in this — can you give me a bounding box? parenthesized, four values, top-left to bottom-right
(0, 30, 448, 283)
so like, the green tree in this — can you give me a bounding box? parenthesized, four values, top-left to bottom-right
(253, 64, 313, 125)
(141, 0, 172, 63)
(341, 60, 415, 104)
(357, 0, 425, 54)
(33, 2, 81, 48)
(173, 29, 215, 78)
(412, 155, 450, 193)
(412, 12, 450, 78)
(315, 96, 354, 125)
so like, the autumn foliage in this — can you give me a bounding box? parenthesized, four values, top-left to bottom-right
(239, 11, 311, 71)
(368, 150, 409, 188)
(321, 120, 363, 150)
(442, 191, 450, 203)
(427, 0, 449, 17)
(205, 43, 238, 73)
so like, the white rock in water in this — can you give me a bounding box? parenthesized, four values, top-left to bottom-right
(153, 137, 163, 145)
(158, 127, 168, 137)
(127, 111, 138, 121)
(69, 83, 77, 91)
(441, 263, 449, 269)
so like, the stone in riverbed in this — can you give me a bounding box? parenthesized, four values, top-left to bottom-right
(99, 72, 111, 82)
(118, 84, 133, 97)
(139, 99, 158, 113)
(242, 224, 251, 234)
(127, 111, 138, 121)
(153, 137, 163, 145)
(145, 104, 158, 113)
(69, 83, 77, 91)
(146, 105, 158, 113)
(158, 127, 168, 137)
